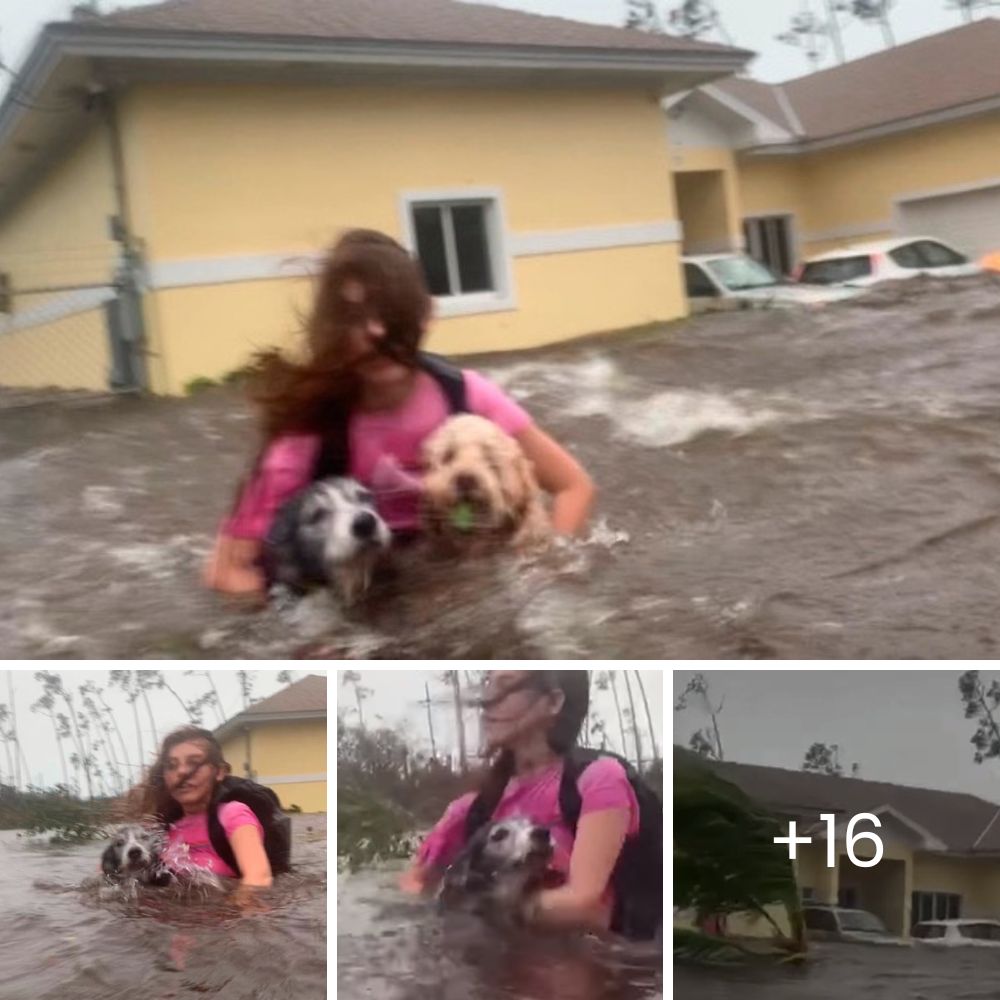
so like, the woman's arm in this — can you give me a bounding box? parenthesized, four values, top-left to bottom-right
(228, 823, 273, 888)
(202, 535, 266, 597)
(514, 425, 595, 537)
(398, 862, 442, 896)
(526, 806, 630, 931)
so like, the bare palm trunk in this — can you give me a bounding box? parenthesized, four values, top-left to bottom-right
(880, 14, 895, 47)
(131, 692, 144, 778)
(623, 671, 643, 770)
(158, 675, 192, 720)
(448, 672, 468, 773)
(50, 715, 70, 787)
(635, 671, 659, 762)
(608, 672, 628, 760)
(95, 686, 131, 785)
(7, 673, 21, 789)
(423, 682, 437, 759)
(138, 675, 159, 747)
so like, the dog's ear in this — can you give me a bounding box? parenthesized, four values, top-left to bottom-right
(101, 843, 120, 876)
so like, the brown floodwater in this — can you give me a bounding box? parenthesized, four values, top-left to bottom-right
(3, 273, 1000, 658)
(675, 938, 1000, 999)
(339, 865, 662, 1000)
(0, 815, 326, 1000)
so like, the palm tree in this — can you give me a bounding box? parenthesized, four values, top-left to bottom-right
(341, 671, 372, 730)
(602, 672, 629, 760)
(417, 681, 438, 759)
(6, 672, 22, 789)
(135, 672, 160, 744)
(87, 679, 132, 784)
(110, 670, 145, 772)
(183, 670, 226, 725)
(36, 671, 93, 799)
(674, 751, 805, 953)
(31, 690, 70, 788)
(634, 671, 660, 763)
(0, 704, 16, 788)
(622, 671, 643, 770)
(441, 671, 468, 772)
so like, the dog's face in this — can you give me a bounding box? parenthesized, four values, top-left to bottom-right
(263, 477, 391, 599)
(101, 825, 165, 880)
(439, 818, 553, 912)
(422, 416, 544, 548)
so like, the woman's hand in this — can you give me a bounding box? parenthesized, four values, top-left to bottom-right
(514, 425, 595, 536)
(524, 807, 630, 931)
(229, 823, 273, 888)
(202, 534, 267, 598)
(398, 862, 440, 896)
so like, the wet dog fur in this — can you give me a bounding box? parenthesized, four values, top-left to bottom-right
(438, 817, 554, 922)
(422, 416, 550, 554)
(261, 477, 391, 606)
(101, 824, 173, 887)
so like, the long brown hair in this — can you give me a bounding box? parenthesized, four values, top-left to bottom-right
(138, 726, 229, 824)
(247, 228, 432, 442)
(467, 671, 590, 833)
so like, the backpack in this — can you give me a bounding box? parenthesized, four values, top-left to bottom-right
(206, 776, 292, 877)
(312, 351, 468, 478)
(464, 747, 663, 940)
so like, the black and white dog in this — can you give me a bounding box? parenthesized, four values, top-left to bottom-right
(261, 477, 391, 606)
(101, 825, 173, 887)
(438, 817, 554, 920)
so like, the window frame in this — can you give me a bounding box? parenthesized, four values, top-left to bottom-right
(399, 187, 517, 319)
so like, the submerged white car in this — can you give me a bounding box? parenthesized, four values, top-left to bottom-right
(912, 919, 1000, 947)
(683, 253, 859, 311)
(797, 236, 983, 287)
(802, 905, 911, 947)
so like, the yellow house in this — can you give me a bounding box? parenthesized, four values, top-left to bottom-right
(666, 19, 1000, 274)
(677, 750, 1000, 940)
(0, 0, 749, 394)
(215, 673, 327, 814)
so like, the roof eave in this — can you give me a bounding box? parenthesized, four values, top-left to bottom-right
(213, 708, 326, 744)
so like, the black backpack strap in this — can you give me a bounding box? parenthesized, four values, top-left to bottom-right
(308, 353, 466, 483)
(418, 352, 468, 414)
(207, 797, 242, 877)
(206, 777, 293, 878)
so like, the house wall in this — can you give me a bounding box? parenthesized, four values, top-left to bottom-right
(220, 717, 326, 813)
(120, 81, 684, 394)
(912, 854, 1000, 919)
(0, 125, 118, 389)
(737, 112, 1000, 259)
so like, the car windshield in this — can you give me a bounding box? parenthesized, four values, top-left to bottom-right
(839, 911, 889, 934)
(800, 256, 872, 285)
(705, 256, 779, 291)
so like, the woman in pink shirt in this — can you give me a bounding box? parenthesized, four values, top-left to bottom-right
(140, 727, 273, 891)
(400, 670, 639, 933)
(204, 229, 595, 596)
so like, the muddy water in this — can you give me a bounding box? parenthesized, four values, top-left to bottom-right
(3, 273, 1000, 658)
(675, 940, 1000, 999)
(339, 866, 662, 1000)
(0, 815, 326, 1000)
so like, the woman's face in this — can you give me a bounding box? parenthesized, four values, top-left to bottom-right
(480, 671, 563, 752)
(163, 739, 222, 814)
(338, 279, 414, 390)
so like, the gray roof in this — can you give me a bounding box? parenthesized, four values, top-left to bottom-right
(713, 18, 1000, 144)
(675, 746, 1000, 853)
(92, 0, 748, 57)
(214, 674, 326, 742)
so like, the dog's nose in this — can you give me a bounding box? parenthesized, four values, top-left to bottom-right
(454, 473, 478, 497)
(351, 511, 377, 540)
(127, 847, 143, 861)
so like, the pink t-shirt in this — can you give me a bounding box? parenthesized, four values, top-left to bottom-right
(165, 801, 264, 878)
(417, 756, 640, 920)
(224, 368, 532, 539)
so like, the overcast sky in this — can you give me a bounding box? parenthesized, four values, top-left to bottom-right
(0, 0, 984, 96)
(337, 668, 663, 767)
(0, 667, 311, 792)
(674, 669, 1000, 804)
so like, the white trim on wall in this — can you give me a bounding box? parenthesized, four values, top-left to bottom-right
(136, 217, 683, 317)
(511, 220, 682, 256)
(0, 285, 116, 335)
(893, 176, 1000, 207)
(255, 772, 326, 785)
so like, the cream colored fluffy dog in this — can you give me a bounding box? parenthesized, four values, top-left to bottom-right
(421, 415, 551, 552)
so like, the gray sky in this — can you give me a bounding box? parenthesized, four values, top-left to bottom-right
(0, 0, 982, 95)
(337, 669, 663, 767)
(674, 669, 1000, 804)
(0, 667, 310, 792)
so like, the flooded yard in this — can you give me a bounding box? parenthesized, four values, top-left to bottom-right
(0, 815, 326, 1000)
(339, 866, 662, 1000)
(675, 939, 1000, 999)
(3, 273, 1000, 658)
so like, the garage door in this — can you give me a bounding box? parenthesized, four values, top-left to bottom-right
(897, 184, 1000, 260)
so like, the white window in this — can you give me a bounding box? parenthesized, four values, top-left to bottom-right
(400, 188, 516, 318)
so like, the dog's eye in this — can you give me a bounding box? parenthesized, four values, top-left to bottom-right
(442, 447, 456, 464)
(305, 507, 327, 526)
(356, 489, 374, 506)
(489, 828, 509, 842)
(115, 840, 124, 847)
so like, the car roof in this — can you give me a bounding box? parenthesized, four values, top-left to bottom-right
(681, 253, 752, 264)
(805, 236, 953, 262)
(915, 919, 1000, 927)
